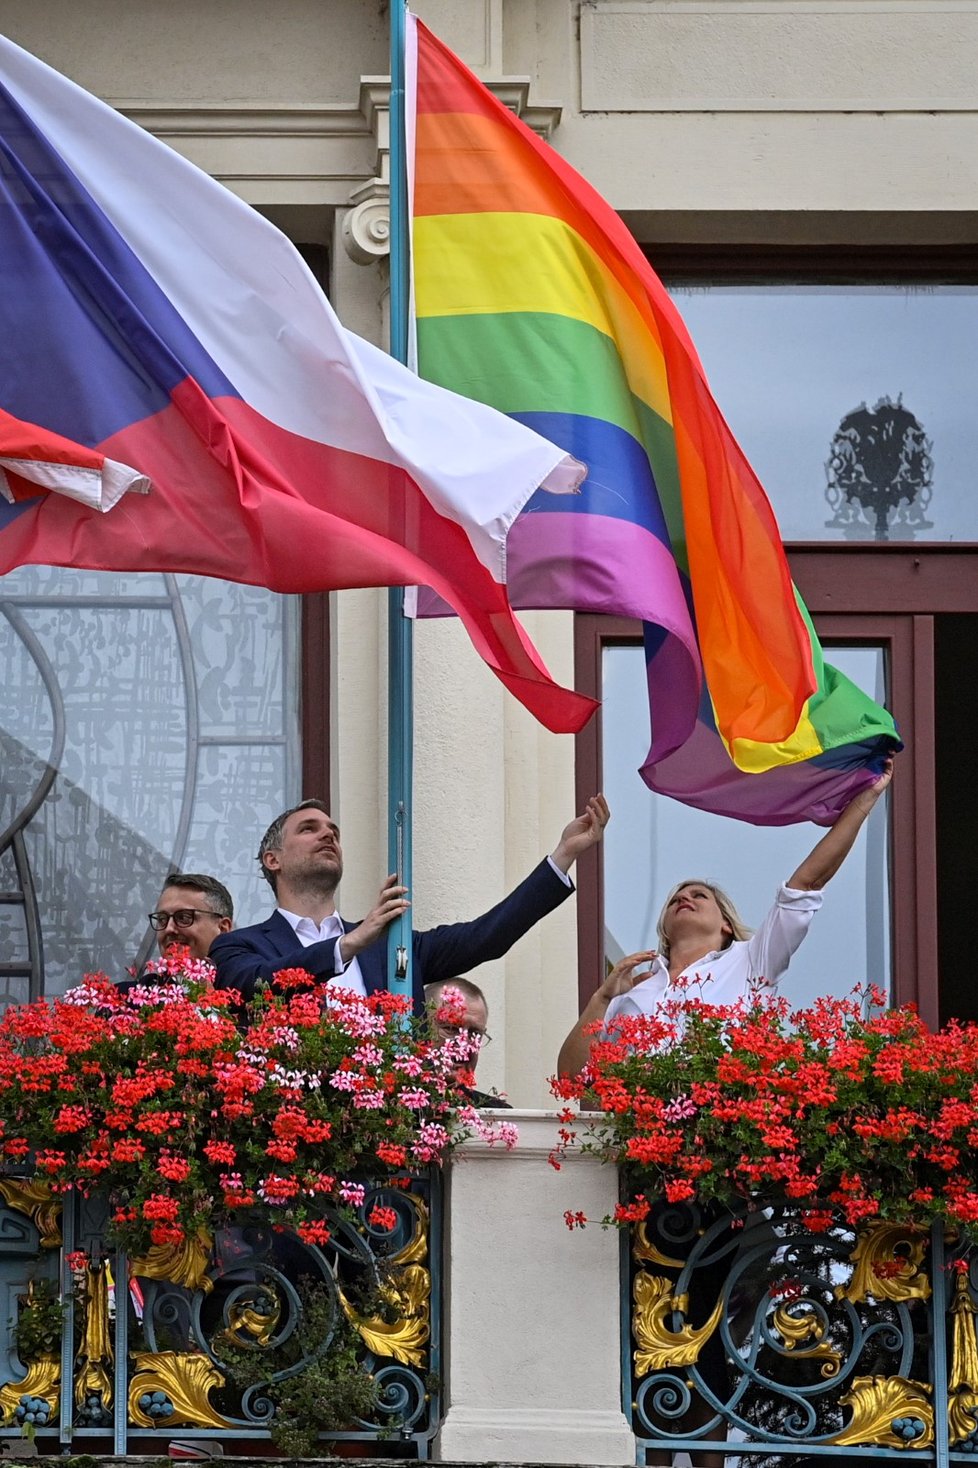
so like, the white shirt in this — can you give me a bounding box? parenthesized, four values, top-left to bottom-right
(604, 883, 823, 1028)
(276, 907, 367, 998)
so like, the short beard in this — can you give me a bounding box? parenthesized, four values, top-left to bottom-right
(285, 859, 342, 902)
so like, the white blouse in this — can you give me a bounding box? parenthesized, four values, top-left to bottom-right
(603, 883, 823, 1027)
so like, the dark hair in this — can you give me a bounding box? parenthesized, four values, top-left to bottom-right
(256, 799, 331, 893)
(160, 872, 234, 921)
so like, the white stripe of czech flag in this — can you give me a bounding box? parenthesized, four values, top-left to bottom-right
(0, 406, 151, 512)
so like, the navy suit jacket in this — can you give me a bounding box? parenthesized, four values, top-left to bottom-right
(209, 858, 572, 1011)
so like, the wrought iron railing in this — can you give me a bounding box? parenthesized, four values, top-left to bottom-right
(626, 1200, 977, 1464)
(0, 1175, 441, 1457)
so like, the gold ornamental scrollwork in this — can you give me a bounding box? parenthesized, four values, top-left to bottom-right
(839, 1223, 930, 1305)
(339, 1191, 431, 1366)
(633, 1269, 723, 1376)
(129, 1228, 214, 1293)
(771, 1301, 841, 1378)
(341, 1265, 430, 1367)
(227, 1285, 282, 1348)
(75, 1261, 113, 1412)
(633, 1219, 686, 1271)
(0, 1178, 62, 1248)
(830, 1376, 933, 1448)
(388, 1194, 428, 1266)
(0, 1354, 60, 1427)
(128, 1351, 230, 1430)
(948, 1270, 978, 1446)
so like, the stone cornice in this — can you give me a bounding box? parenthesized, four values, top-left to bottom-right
(116, 80, 562, 145)
(490, 80, 563, 139)
(358, 75, 563, 140)
(116, 103, 368, 138)
(452, 1108, 600, 1162)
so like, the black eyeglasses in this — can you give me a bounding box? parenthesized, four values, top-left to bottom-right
(148, 908, 222, 930)
(434, 1022, 492, 1047)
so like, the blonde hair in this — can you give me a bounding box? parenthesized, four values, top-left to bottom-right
(655, 879, 752, 962)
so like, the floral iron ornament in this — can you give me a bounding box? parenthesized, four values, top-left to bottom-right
(0, 953, 516, 1258)
(949, 1266, 978, 1448)
(553, 984, 978, 1456)
(825, 394, 933, 541)
(625, 1197, 949, 1454)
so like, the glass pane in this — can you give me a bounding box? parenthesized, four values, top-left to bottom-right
(602, 644, 891, 1008)
(0, 566, 169, 597)
(175, 575, 288, 739)
(0, 569, 300, 996)
(670, 284, 978, 543)
(189, 742, 293, 929)
(0, 848, 28, 966)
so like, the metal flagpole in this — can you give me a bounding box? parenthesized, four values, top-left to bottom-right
(386, 0, 414, 1003)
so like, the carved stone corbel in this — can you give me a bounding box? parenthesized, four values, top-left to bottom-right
(342, 178, 392, 265)
(341, 69, 561, 266)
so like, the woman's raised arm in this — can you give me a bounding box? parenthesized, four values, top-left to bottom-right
(787, 759, 893, 891)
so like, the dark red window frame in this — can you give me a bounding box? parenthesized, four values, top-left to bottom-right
(300, 593, 331, 798)
(574, 545, 978, 1030)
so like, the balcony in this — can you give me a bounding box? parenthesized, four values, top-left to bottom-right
(0, 1113, 974, 1465)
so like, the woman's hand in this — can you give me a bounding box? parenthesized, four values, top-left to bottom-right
(850, 755, 894, 814)
(557, 951, 658, 1078)
(594, 950, 657, 1008)
(788, 754, 895, 890)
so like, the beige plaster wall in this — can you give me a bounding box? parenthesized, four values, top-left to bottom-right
(0, 0, 387, 102)
(5, 0, 974, 213)
(328, 588, 580, 1108)
(3, 0, 974, 1102)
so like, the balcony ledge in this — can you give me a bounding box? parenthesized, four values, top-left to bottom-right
(439, 1111, 633, 1465)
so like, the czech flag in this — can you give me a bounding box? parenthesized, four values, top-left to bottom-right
(0, 406, 149, 515)
(0, 34, 595, 735)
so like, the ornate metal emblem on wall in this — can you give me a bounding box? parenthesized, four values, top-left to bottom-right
(825, 395, 934, 541)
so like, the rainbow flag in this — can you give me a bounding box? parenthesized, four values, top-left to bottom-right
(408, 17, 900, 824)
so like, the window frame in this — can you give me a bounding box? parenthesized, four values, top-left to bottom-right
(574, 545, 978, 1029)
(300, 592, 331, 798)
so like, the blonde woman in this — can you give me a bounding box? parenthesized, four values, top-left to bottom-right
(557, 761, 892, 1077)
(556, 761, 892, 1467)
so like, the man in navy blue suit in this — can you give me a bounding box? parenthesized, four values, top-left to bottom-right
(209, 794, 609, 1010)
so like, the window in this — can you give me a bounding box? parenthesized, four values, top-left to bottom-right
(600, 640, 890, 1012)
(0, 567, 316, 999)
(670, 282, 978, 543)
(576, 554, 978, 1029)
(575, 263, 978, 1026)
(0, 239, 332, 1002)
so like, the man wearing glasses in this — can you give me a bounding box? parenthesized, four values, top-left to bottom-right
(147, 873, 234, 963)
(424, 976, 511, 1109)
